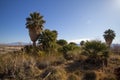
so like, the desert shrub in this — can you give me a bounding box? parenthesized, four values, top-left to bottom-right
(103, 77, 116, 80)
(101, 73, 116, 80)
(35, 55, 52, 70)
(41, 67, 66, 80)
(23, 45, 33, 53)
(60, 43, 80, 60)
(74, 70, 82, 76)
(62, 42, 79, 53)
(102, 74, 116, 80)
(78, 55, 88, 61)
(0, 53, 41, 79)
(23, 45, 40, 55)
(82, 71, 96, 80)
(64, 50, 81, 60)
(0, 53, 14, 79)
(51, 55, 66, 66)
(36, 60, 50, 69)
(114, 67, 120, 80)
(37, 50, 46, 56)
(64, 51, 75, 60)
(67, 74, 78, 80)
(36, 53, 65, 70)
(83, 56, 103, 70)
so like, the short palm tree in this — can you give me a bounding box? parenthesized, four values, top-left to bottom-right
(82, 40, 109, 67)
(82, 40, 108, 57)
(26, 12, 45, 46)
(57, 39, 68, 46)
(103, 29, 116, 48)
(38, 29, 57, 53)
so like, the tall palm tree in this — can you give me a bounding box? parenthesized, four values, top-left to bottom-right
(80, 40, 85, 46)
(103, 29, 116, 48)
(26, 12, 45, 46)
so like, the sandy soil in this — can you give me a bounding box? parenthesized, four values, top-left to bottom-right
(0, 45, 23, 54)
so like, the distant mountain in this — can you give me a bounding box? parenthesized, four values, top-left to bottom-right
(0, 42, 30, 46)
(9, 42, 30, 46)
(111, 44, 120, 47)
(0, 42, 119, 47)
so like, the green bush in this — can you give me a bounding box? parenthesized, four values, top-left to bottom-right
(23, 45, 40, 55)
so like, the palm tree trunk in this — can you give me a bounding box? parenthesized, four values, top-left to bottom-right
(33, 41, 36, 47)
(106, 39, 112, 48)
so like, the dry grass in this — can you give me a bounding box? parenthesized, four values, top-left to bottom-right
(0, 49, 120, 80)
(40, 66, 67, 80)
(0, 53, 41, 79)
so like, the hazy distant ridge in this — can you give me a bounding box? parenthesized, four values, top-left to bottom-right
(0, 42, 30, 46)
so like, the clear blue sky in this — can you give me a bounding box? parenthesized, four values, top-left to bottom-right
(0, 0, 120, 44)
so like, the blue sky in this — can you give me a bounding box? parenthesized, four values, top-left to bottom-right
(0, 0, 120, 44)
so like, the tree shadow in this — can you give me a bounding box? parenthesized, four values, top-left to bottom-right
(65, 60, 83, 72)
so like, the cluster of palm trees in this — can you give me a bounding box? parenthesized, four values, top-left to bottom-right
(25, 12, 117, 70)
(26, 12, 116, 48)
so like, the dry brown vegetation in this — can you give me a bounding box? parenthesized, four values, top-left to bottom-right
(0, 46, 120, 80)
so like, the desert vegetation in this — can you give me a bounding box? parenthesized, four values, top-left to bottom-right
(0, 12, 120, 80)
